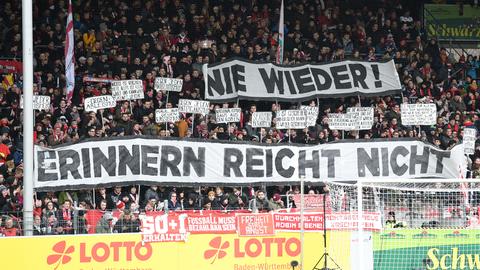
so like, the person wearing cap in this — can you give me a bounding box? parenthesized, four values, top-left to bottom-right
(269, 193, 285, 210)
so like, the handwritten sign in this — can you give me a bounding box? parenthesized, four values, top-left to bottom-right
(328, 113, 356, 130)
(111, 80, 144, 101)
(347, 107, 374, 130)
(215, 108, 241, 123)
(154, 77, 183, 92)
(84, 95, 116, 112)
(178, 99, 210, 115)
(155, 108, 180, 123)
(401, 103, 436, 126)
(464, 128, 477, 154)
(251, 112, 272, 128)
(301, 106, 319, 127)
(276, 110, 307, 129)
(20, 95, 51, 111)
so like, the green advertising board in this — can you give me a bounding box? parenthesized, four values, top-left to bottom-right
(424, 4, 480, 41)
(374, 229, 480, 270)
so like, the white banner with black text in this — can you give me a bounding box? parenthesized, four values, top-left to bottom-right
(33, 137, 466, 190)
(203, 59, 402, 101)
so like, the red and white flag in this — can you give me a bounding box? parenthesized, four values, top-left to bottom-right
(65, 0, 75, 102)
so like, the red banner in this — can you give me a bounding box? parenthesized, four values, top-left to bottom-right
(236, 213, 275, 236)
(0, 60, 22, 74)
(325, 212, 382, 231)
(292, 194, 326, 209)
(140, 210, 382, 243)
(141, 212, 189, 243)
(274, 212, 325, 231)
(186, 212, 236, 234)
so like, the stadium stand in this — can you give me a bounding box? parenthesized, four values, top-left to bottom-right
(0, 0, 479, 236)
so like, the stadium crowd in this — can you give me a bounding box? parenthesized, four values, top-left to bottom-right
(0, 0, 480, 235)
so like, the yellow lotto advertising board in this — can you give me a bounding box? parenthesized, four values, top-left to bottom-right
(0, 232, 354, 270)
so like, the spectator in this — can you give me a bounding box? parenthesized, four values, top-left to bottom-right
(0, 185, 9, 209)
(269, 193, 285, 210)
(113, 210, 135, 233)
(57, 200, 74, 234)
(32, 215, 44, 235)
(96, 212, 113, 234)
(167, 192, 182, 210)
(228, 187, 248, 210)
(107, 186, 122, 209)
(144, 186, 160, 205)
(0, 216, 18, 236)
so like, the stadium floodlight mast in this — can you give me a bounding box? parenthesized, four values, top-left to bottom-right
(22, 0, 35, 236)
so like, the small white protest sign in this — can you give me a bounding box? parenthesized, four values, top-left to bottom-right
(276, 110, 307, 129)
(215, 108, 241, 123)
(155, 108, 180, 123)
(463, 128, 477, 154)
(347, 107, 374, 130)
(154, 77, 183, 92)
(301, 105, 319, 127)
(111, 80, 144, 101)
(251, 112, 272, 128)
(20, 95, 51, 111)
(327, 113, 356, 130)
(178, 99, 210, 115)
(401, 103, 436, 126)
(84, 95, 116, 112)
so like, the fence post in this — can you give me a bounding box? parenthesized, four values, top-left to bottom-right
(73, 201, 78, 234)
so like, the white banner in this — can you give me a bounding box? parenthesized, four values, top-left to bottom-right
(20, 95, 51, 111)
(33, 138, 466, 190)
(111, 80, 144, 101)
(215, 108, 241, 123)
(154, 77, 183, 92)
(84, 95, 116, 112)
(178, 99, 210, 115)
(203, 59, 402, 101)
(276, 110, 307, 129)
(251, 112, 272, 128)
(401, 103, 437, 126)
(347, 107, 374, 130)
(155, 108, 180, 123)
(463, 128, 477, 154)
(328, 113, 356, 130)
(300, 106, 319, 127)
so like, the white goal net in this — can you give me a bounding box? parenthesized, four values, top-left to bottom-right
(322, 180, 480, 270)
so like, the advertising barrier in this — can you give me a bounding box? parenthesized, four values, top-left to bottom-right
(424, 4, 480, 41)
(140, 211, 381, 243)
(0, 231, 356, 270)
(373, 229, 480, 270)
